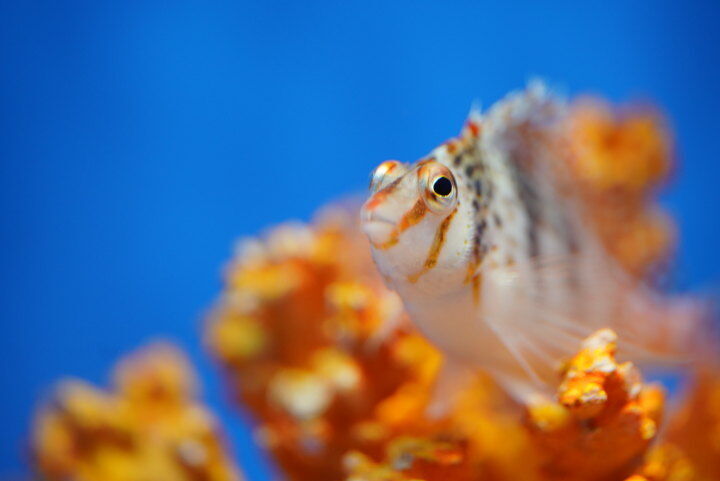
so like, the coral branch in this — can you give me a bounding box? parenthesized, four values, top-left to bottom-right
(32, 343, 243, 481)
(525, 329, 665, 481)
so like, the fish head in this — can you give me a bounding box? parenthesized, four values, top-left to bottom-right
(361, 151, 478, 296)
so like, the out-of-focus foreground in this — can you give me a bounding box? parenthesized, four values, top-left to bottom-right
(31, 99, 720, 481)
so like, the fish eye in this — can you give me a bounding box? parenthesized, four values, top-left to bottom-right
(369, 160, 403, 192)
(432, 176, 453, 197)
(421, 164, 457, 213)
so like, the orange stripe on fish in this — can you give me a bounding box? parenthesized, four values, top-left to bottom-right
(407, 206, 458, 283)
(372, 198, 428, 250)
(465, 120, 481, 138)
(364, 177, 403, 210)
(471, 274, 482, 307)
(464, 256, 480, 284)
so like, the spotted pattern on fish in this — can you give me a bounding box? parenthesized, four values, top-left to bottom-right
(400, 120, 497, 285)
(510, 166, 542, 259)
(480, 94, 590, 303)
(441, 123, 499, 285)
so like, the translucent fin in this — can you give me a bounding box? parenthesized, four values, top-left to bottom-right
(479, 255, 694, 393)
(468, 100, 483, 124)
(425, 358, 475, 419)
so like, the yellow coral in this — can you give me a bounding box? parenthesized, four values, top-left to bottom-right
(525, 329, 665, 481)
(205, 213, 426, 480)
(32, 343, 243, 481)
(567, 100, 671, 192)
(564, 100, 675, 278)
(345, 437, 473, 481)
(667, 368, 720, 481)
(628, 444, 696, 481)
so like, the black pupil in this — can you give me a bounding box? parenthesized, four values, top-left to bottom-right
(433, 176, 453, 196)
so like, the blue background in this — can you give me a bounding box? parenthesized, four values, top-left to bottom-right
(1, 1, 719, 479)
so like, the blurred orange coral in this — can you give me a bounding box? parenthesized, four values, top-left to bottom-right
(525, 329, 665, 481)
(667, 367, 720, 481)
(564, 100, 675, 278)
(205, 212, 434, 480)
(32, 343, 243, 481)
(627, 444, 696, 481)
(204, 202, 709, 481)
(566, 100, 671, 192)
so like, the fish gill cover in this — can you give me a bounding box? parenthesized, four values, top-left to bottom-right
(30, 91, 720, 481)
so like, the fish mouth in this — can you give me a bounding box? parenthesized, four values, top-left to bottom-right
(361, 210, 396, 246)
(361, 209, 394, 225)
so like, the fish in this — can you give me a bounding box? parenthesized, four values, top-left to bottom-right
(360, 83, 699, 401)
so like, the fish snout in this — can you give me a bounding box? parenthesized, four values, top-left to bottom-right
(361, 199, 398, 248)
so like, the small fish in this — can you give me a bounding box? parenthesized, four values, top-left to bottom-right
(361, 83, 698, 400)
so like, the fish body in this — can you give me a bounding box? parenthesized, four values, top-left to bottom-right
(361, 84, 694, 397)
